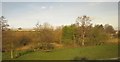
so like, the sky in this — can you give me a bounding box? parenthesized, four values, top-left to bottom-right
(1, 2, 118, 29)
(1, 0, 120, 2)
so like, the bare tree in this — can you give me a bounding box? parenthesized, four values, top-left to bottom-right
(54, 26, 62, 44)
(35, 22, 55, 50)
(76, 15, 91, 46)
(0, 16, 9, 31)
(0, 16, 14, 58)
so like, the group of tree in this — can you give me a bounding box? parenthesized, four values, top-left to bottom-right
(1, 15, 118, 59)
(62, 15, 116, 47)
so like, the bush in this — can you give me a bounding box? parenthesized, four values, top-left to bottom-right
(18, 35, 31, 46)
(38, 43, 54, 51)
(47, 43, 54, 50)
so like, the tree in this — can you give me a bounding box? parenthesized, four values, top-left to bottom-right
(35, 22, 55, 50)
(104, 24, 115, 34)
(0, 16, 9, 31)
(88, 24, 109, 45)
(118, 30, 120, 39)
(54, 26, 62, 44)
(62, 24, 76, 46)
(76, 15, 92, 46)
(18, 27, 22, 31)
(2, 31, 15, 59)
(0, 16, 15, 59)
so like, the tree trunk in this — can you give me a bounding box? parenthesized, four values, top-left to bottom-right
(82, 39, 85, 46)
(59, 38, 61, 44)
(73, 34, 75, 47)
(82, 31, 85, 46)
(11, 42, 14, 59)
(10, 49, 13, 59)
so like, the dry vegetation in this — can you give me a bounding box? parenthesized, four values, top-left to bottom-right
(1, 15, 119, 59)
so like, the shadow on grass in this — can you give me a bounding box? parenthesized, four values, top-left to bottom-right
(15, 50, 34, 58)
(73, 56, 88, 62)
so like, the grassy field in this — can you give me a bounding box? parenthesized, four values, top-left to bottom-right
(0, 52, 2, 61)
(2, 44, 118, 60)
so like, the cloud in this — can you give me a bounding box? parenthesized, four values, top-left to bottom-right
(49, 6, 53, 9)
(41, 6, 47, 9)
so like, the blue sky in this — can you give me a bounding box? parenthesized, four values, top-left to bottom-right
(2, 2, 118, 29)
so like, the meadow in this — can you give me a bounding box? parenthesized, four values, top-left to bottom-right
(2, 44, 118, 60)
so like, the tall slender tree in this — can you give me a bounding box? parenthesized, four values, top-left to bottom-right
(76, 15, 91, 46)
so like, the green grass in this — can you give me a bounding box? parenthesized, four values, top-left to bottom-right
(2, 44, 118, 60)
(0, 52, 2, 61)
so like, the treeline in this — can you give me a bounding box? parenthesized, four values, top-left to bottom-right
(62, 24, 117, 46)
(1, 15, 118, 52)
